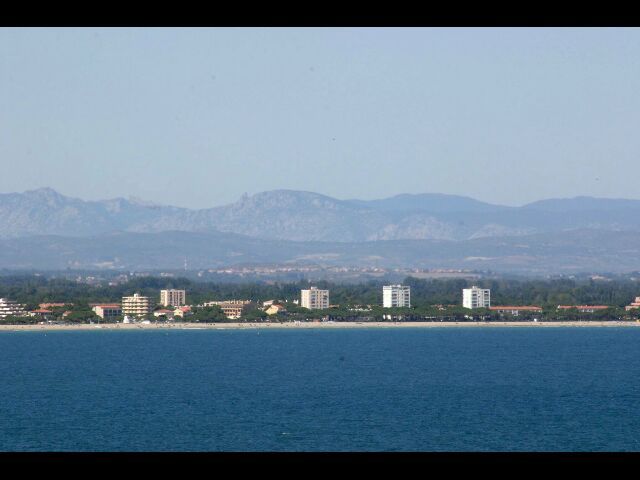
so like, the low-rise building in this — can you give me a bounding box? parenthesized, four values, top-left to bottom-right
(383, 314, 407, 321)
(39, 302, 68, 309)
(30, 308, 53, 319)
(557, 305, 609, 313)
(92, 304, 123, 319)
(202, 300, 251, 319)
(625, 297, 640, 311)
(153, 309, 174, 318)
(0, 298, 27, 319)
(173, 306, 192, 318)
(489, 306, 542, 316)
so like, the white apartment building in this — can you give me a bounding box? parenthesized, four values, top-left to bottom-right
(160, 289, 186, 307)
(0, 298, 27, 318)
(383, 285, 411, 308)
(122, 293, 151, 318)
(462, 286, 491, 309)
(300, 287, 329, 310)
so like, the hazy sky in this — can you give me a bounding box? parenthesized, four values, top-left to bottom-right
(1, 27, 640, 208)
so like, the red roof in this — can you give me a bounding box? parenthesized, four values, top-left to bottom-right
(32, 309, 52, 313)
(93, 304, 122, 309)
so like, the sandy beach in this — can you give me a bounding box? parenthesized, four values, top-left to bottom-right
(0, 321, 639, 331)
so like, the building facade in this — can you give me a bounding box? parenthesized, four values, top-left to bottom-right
(625, 297, 640, 311)
(160, 289, 186, 307)
(557, 305, 609, 313)
(121, 293, 151, 318)
(0, 298, 27, 318)
(489, 306, 542, 316)
(300, 287, 329, 310)
(202, 300, 251, 319)
(30, 309, 53, 320)
(92, 304, 123, 319)
(265, 304, 286, 315)
(383, 285, 411, 308)
(39, 302, 68, 309)
(173, 306, 192, 318)
(462, 286, 491, 309)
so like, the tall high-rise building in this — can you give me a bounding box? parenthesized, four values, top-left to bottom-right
(383, 285, 411, 308)
(160, 289, 186, 307)
(122, 293, 151, 318)
(462, 286, 491, 309)
(300, 287, 329, 310)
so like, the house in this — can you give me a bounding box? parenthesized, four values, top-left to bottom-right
(173, 306, 192, 318)
(265, 304, 286, 315)
(30, 308, 53, 319)
(153, 309, 174, 318)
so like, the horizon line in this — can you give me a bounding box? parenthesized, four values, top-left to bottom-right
(2, 186, 640, 211)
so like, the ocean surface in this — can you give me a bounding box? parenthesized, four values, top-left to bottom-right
(1, 327, 639, 451)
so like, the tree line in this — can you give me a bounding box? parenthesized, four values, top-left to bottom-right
(1, 275, 639, 308)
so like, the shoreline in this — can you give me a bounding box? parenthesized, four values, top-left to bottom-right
(1, 321, 639, 331)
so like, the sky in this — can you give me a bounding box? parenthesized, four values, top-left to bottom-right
(1, 27, 640, 209)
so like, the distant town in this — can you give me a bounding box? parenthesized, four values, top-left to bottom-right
(2, 275, 640, 325)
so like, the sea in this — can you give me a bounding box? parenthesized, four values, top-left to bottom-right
(1, 327, 639, 452)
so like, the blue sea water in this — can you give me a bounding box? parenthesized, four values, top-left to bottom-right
(0, 327, 639, 451)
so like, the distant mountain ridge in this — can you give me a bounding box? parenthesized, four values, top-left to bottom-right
(1, 228, 639, 274)
(344, 193, 512, 213)
(2, 188, 640, 243)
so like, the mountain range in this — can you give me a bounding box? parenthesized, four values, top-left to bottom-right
(1, 188, 640, 273)
(3, 187, 640, 242)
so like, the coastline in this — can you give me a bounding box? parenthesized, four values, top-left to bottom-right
(1, 321, 639, 331)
